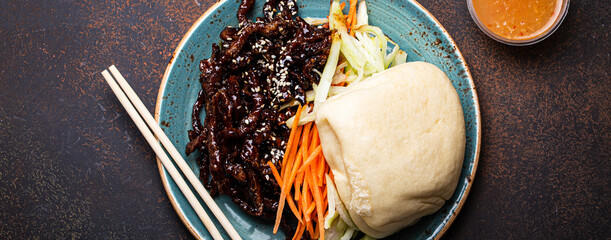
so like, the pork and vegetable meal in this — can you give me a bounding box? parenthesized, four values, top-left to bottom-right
(185, 0, 331, 226)
(185, 0, 466, 239)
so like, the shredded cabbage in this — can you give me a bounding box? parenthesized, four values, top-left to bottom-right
(324, 174, 338, 229)
(325, 173, 357, 229)
(356, 0, 368, 27)
(340, 227, 355, 240)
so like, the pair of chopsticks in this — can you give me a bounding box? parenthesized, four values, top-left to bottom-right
(101, 65, 242, 240)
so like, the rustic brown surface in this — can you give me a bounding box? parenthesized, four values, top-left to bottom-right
(0, 0, 608, 239)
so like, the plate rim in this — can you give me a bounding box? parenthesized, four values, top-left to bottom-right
(154, 0, 227, 238)
(404, 2, 481, 239)
(154, 0, 481, 239)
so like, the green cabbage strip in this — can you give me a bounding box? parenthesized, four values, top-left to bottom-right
(314, 32, 342, 112)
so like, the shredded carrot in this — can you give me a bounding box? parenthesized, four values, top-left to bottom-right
(281, 105, 303, 177)
(308, 166, 325, 240)
(306, 217, 315, 237)
(298, 146, 323, 173)
(302, 176, 310, 222)
(306, 201, 316, 215)
(268, 161, 283, 186)
(283, 124, 302, 177)
(301, 123, 312, 163)
(284, 145, 305, 222)
(295, 171, 303, 200)
(309, 126, 319, 154)
(273, 103, 332, 239)
(286, 195, 302, 223)
(292, 222, 304, 240)
(311, 217, 320, 239)
(318, 156, 326, 185)
(332, 81, 346, 86)
(294, 177, 301, 201)
(273, 105, 304, 233)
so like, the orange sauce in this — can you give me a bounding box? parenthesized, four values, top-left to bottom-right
(473, 0, 563, 40)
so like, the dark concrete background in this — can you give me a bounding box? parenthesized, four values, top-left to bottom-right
(0, 0, 608, 239)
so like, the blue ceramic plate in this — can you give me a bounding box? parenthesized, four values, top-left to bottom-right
(154, 0, 481, 239)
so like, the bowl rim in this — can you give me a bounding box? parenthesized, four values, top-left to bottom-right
(466, 0, 570, 46)
(154, 0, 482, 239)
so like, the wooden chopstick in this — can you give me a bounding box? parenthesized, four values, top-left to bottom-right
(102, 66, 242, 240)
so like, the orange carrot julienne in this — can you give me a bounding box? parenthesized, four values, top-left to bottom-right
(292, 222, 304, 240)
(291, 223, 299, 240)
(286, 196, 302, 223)
(282, 124, 302, 178)
(281, 147, 295, 191)
(302, 176, 310, 222)
(298, 145, 323, 173)
(309, 126, 319, 153)
(332, 81, 346, 86)
(281, 105, 303, 176)
(274, 105, 304, 233)
(268, 161, 282, 186)
(273, 103, 334, 239)
(306, 217, 315, 238)
(285, 148, 304, 203)
(297, 170, 306, 185)
(306, 200, 316, 215)
(294, 178, 301, 201)
(308, 167, 325, 240)
(318, 157, 326, 185)
(269, 161, 297, 203)
(283, 148, 305, 221)
(311, 219, 320, 239)
(301, 122, 312, 163)
(308, 126, 316, 154)
(295, 172, 303, 200)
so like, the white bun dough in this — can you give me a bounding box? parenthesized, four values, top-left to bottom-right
(315, 62, 465, 238)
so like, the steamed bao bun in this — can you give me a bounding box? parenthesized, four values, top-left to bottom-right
(315, 62, 465, 238)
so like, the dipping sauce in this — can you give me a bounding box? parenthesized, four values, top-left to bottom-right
(472, 0, 563, 40)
